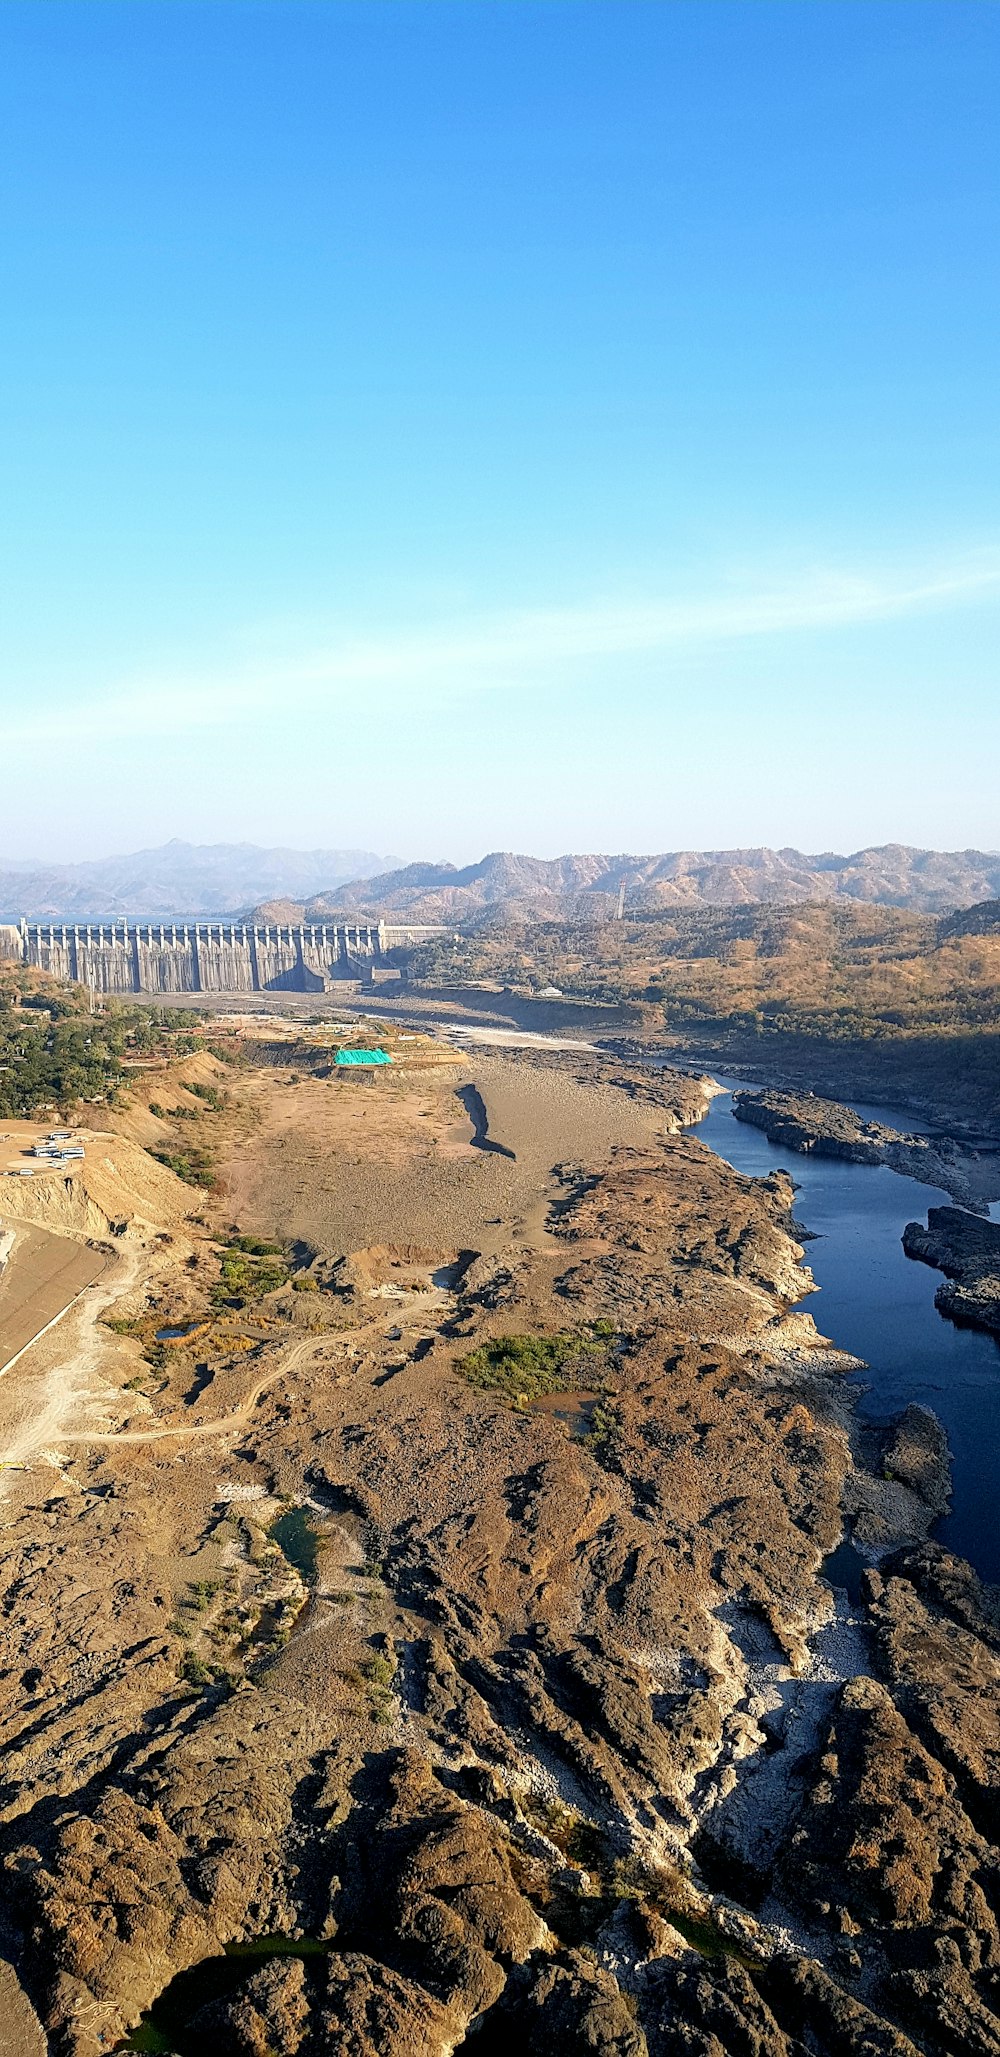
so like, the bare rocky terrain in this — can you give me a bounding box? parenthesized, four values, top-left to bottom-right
(0, 1038, 997, 2056)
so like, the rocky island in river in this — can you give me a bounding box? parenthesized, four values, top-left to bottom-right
(732, 1088, 1000, 1212)
(0, 1023, 997, 2057)
(903, 1206, 1000, 1338)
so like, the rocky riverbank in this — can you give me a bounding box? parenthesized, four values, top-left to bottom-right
(0, 1050, 998, 2057)
(902, 1206, 1000, 1337)
(733, 1088, 1000, 1212)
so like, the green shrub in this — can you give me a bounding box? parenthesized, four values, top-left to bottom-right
(586, 1398, 623, 1467)
(360, 1653, 396, 1689)
(213, 1244, 290, 1307)
(457, 1331, 608, 1404)
(180, 1653, 212, 1688)
(152, 1146, 215, 1188)
(189, 1081, 226, 1111)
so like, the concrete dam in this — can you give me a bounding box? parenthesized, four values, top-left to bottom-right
(7, 919, 448, 995)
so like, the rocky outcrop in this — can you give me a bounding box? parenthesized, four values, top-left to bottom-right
(781, 1673, 1000, 2051)
(734, 1091, 999, 1212)
(0, 1960, 47, 2057)
(2, 1063, 999, 2057)
(846, 1404, 952, 1548)
(867, 1545, 1000, 1838)
(902, 1207, 1000, 1335)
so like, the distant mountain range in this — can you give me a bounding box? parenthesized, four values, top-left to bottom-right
(287, 845, 1000, 922)
(0, 841, 396, 920)
(4, 841, 1000, 926)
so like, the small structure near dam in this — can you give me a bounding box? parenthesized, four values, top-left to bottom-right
(5, 918, 448, 995)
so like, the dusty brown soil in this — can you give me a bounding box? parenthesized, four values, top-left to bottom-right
(0, 1226, 106, 1375)
(220, 1056, 694, 1263)
(0, 1042, 997, 2057)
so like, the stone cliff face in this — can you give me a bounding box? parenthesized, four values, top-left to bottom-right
(1, 1070, 998, 2057)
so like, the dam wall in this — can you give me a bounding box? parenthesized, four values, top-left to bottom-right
(9, 919, 448, 995)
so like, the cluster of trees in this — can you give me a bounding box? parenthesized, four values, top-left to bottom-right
(0, 969, 205, 1119)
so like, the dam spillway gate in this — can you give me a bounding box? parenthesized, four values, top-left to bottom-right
(11, 919, 444, 994)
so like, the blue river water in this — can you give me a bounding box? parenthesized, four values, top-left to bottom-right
(692, 1081, 1000, 1584)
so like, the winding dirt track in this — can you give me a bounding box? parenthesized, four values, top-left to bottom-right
(63, 1339, 316, 1445)
(62, 1306, 406, 1446)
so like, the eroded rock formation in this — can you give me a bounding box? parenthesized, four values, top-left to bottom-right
(903, 1207, 1000, 1337)
(0, 1058, 997, 2056)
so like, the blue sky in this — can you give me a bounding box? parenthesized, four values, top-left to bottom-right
(1, 0, 997, 863)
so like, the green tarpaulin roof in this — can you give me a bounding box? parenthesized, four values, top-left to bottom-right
(335, 1047, 392, 1065)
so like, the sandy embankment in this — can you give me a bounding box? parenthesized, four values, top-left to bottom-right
(0, 1126, 195, 1475)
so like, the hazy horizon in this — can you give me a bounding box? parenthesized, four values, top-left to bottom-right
(2, 1, 997, 858)
(4, 832, 1000, 876)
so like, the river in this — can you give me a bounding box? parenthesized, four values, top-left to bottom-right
(692, 1079, 1000, 1584)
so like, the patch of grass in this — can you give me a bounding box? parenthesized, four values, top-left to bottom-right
(345, 1647, 398, 1723)
(360, 1652, 395, 1689)
(528, 1798, 606, 1870)
(213, 1242, 290, 1307)
(661, 1907, 748, 1959)
(457, 1330, 609, 1406)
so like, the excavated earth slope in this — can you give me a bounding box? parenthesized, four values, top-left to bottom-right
(0, 1054, 997, 2057)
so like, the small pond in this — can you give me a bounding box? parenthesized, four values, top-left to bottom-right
(270, 1505, 321, 1579)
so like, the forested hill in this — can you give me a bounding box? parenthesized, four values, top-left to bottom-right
(405, 901, 1000, 1128)
(406, 900, 1000, 1034)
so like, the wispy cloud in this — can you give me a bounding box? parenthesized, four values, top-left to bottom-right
(7, 548, 1000, 745)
